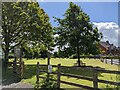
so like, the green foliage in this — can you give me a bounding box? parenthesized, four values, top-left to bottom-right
(2, 2, 54, 63)
(54, 2, 102, 66)
(34, 75, 57, 90)
(54, 2, 102, 58)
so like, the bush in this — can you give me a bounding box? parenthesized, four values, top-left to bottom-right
(34, 75, 58, 90)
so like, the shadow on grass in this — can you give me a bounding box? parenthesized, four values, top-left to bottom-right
(2, 65, 48, 86)
(23, 64, 105, 80)
(60, 66, 105, 79)
(23, 65, 47, 79)
(2, 67, 21, 85)
(1, 64, 109, 87)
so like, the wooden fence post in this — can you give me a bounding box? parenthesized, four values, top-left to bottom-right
(36, 62, 40, 84)
(119, 58, 120, 65)
(111, 59, 113, 65)
(20, 48, 22, 62)
(13, 61, 17, 73)
(93, 69, 98, 89)
(19, 61, 22, 77)
(20, 61, 24, 78)
(105, 59, 107, 64)
(57, 64, 61, 89)
(47, 55, 50, 82)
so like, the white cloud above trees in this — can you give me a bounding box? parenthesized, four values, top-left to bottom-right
(93, 22, 119, 46)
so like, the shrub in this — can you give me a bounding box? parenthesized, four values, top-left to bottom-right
(34, 75, 57, 90)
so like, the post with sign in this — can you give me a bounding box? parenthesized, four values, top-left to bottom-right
(13, 46, 22, 74)
(13, 47, 20, 73)
(14, 46, 21, 59)
(48, 65, 52, 73)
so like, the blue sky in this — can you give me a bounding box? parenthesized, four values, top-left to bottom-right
(39, 2, 118, 26)
(39, 2, 119, 46)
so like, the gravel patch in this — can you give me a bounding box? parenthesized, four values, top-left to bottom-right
(1, 82, 34, 90)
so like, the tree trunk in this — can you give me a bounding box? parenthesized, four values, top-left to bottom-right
(4, 30, 10, 69)
(4, 48, 9, 69)
(77, 46, 81, 66)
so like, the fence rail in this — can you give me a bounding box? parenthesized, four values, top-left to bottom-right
(36, 62, 120, 89)
(79, 56, 120, 59)
(101, 59, 120, 65)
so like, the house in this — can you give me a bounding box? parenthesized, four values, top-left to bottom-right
(99, 41, 120, 55)
(99, 41, 110, 55)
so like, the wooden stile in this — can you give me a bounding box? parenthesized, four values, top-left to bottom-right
(93, 69, 98, 89)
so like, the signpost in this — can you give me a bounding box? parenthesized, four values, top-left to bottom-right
(48, 65, 52, 73)
(13, 46, 22, 74)
(14, 47, 21, 58)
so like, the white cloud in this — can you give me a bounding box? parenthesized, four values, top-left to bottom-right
(93, 22, 119, 46)
(41, 0, 44, 2)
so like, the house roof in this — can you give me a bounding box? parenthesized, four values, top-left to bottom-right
(99, 41, 110, 50)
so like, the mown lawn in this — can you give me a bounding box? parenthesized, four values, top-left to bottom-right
(19, 58, 120, 89)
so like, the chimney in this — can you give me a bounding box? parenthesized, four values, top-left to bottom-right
(106, 41, 109, 44)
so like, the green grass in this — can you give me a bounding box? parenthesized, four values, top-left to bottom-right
(8, 58, 120, 89)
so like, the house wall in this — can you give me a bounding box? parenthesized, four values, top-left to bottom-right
(98, 44, 108, 55)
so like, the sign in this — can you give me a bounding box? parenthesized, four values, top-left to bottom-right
(48, 65, 52, 73)
(14, 47, 21, 58)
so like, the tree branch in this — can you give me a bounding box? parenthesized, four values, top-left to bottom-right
(9, 38, 24, 50)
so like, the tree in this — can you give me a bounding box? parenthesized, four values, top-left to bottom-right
(22, 2, 54, 60)
(2, 2, 54, 68)
(54, 2, 102, 66)
(2, 2, 30, 66)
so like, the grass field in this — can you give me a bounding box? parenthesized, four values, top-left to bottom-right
(16, 58, 120, 89)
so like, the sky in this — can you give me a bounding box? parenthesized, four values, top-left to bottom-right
(37, 0, 120, 2)
(39, 2, 118, 25)
(39, 2, 119, 46)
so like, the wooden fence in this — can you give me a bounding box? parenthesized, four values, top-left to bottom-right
(36, 62, 120, 90)
(9, 61, 24, 78)
(100, 58, 120, 65)
(79, 56, 120, 59)
(79, 56, 120, 65)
